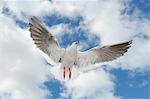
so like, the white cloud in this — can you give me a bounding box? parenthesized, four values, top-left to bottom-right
(1, 0, 81, 21)
(0, 0, 149, 99)
(61, 69, 120, 99)
(0, 13, 51, 99)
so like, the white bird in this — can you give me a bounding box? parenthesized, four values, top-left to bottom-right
(29, 16, 132, 79)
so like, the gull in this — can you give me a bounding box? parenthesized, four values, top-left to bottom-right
(29, 16, 132, 79)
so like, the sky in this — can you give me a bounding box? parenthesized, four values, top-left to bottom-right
(0, 0, 150, 99)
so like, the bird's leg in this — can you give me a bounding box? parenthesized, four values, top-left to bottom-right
(63, 67, 65, 79)
(69, 67, 71, 79)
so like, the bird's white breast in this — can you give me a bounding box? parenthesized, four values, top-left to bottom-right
(61, 46, 77, 67)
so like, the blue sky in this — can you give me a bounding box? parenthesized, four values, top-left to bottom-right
(112, 69, 149, 99)
(0, 0, 149, 99)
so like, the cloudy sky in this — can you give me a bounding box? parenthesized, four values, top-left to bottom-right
(0, 0, 150, 99)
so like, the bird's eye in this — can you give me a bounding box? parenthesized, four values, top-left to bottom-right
(75, 42, 78, 44)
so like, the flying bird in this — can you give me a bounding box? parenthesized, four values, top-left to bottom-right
(29, 16, 132, 79)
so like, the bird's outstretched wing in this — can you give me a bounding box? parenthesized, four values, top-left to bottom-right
(77, 40, 132, 67)
(29, 16, 65, 63)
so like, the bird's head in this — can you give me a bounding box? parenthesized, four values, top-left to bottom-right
(71, 41, 79, 47)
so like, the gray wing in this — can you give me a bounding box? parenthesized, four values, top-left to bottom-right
(29, 16, 65, 63)
(77, 40, 132, 67)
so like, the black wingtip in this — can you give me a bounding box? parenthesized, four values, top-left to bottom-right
(127, 40, 133, 46)
(125, 40, 133, 51)
(129, 40, 133, 44)
(31, 16, 39, 21)
(31, 16, 36, 20)
(28, 23, 34, 29)
(28, 22, 32, 26)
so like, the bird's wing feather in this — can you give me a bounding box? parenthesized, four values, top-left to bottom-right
(29, 16, 65, 63)
(77, 40, 132, 67)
